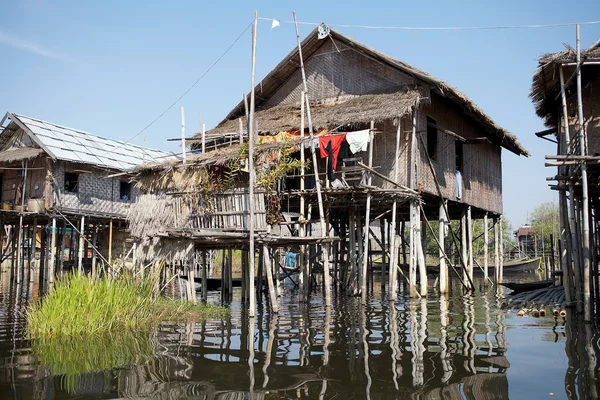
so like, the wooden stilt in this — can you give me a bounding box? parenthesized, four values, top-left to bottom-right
(108, 219, 113, 264)
(439, 200, 448, 294)
(202, 251, 208, 304)
(461, 209, 468, 288)
(59, 219, 66, 273)
(409, 200, 417, 297)
(483, 213, 489, 287)
(416, 204, 427, 296)
(360, 120, 375, 303)
(78, 217, 85, 275)
(227, 248, 233, 302)
(499, 217, 504, 284)
(494, 218, 500, 283)
(49, 217, 57, 290)
(29, 218, 37, 268)
(264, 246, 278, 313)
(380, 218, 386, 294)
(91, 226, 98, 279)
(466, 206, 474, 289)
(188, 253, 197, 304)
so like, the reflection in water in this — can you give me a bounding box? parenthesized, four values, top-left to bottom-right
(0, 267, 599, 398)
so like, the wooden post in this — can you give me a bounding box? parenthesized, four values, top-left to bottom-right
(202, 251, 208, 304)
(380, 218, 386, 294)
(499, 217, 504, 284)
(227, 248, 233, 301)
(576, 25, 592, 322)
(181, 106, 187, 163)
(494, 218, 500, 283)
(388, 116, 402, 298)
(29, 218, 37, 268)
(91, 226, 98, 278)
(466, 206, 473, 289)
(247, 11, 258, 318)
(299, 90, 306, 296)
(49, 217, 57, 289)
(264, 246, 278, 313)
(461, 209, 468, 287)
(483, 213, 489, 287)
(293, 12, 330, 307)
(416, 205, 427, 296)
(108, 219, 113, 264)
(78, 217, 85, 275)
(409, 200, 417, 297)
(361, 121, 375, 303)
(439, 200, 448, 294)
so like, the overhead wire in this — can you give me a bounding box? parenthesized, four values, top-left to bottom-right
(258, 17, 600, 30)
(114, 19, 254, 154)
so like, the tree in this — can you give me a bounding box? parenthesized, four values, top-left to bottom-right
(530, 202, 559, 250)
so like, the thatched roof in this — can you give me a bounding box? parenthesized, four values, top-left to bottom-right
(0, 147, 44, 163)
(208, 89, 422, 135)
(200, 26, 529, 157)
(530, 40, 600, 127)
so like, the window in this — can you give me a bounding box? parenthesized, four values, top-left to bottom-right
(64, 172, 78, 193)
(426, 117, 438, 161)
(120, 181, 132, 201)
(455, 141, 464, 172)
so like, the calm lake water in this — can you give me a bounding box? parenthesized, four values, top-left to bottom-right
(0, 270, 597, 399)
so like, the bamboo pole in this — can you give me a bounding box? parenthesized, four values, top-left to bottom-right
(576, 24, 592, 322)
(202, 251, 208, 303)
(16, 159, 28, 280)
(238, 118, 244, 144)
(293, 11, 330, 307)
(247, 11, 258, 318)
(439, 200, 448, 293)
(461, 209, 468, 287)
(361, 121, 375, 303)
(380, 218, 386, 294)
(30, 218, 37, 269)
(299, 91, 306, 296)
(78, 217, 85, 275)
(181, 106, 187, 163)
(484, 213, 489, 286)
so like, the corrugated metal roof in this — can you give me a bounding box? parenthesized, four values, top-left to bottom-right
(10, 114, 174, 171)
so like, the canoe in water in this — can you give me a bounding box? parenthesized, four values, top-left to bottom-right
(500, 279, 553, 294)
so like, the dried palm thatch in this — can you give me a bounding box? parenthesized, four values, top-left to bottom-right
(200, 26, 528, 157)
(136, 236, 193, 264)
(128, 194, 190, 238)
(531, 41, 600, 127)
(133, 141, 291, 193)
(0, 147, 44, 163)
(208, 89, 422, 135)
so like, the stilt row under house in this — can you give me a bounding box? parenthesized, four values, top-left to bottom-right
(531, 28, 600, 323)
(0, 112, 173, 290)
(128, 24, 530, 314)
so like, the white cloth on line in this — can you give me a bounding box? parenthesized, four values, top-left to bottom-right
(345, 129, 370, 153)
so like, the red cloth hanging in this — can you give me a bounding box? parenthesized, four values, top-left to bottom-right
(318, 133, 347, 171)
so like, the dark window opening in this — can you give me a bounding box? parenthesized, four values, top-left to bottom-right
(455, 141, 464, 172)
(64, 172, 78, 193)
(120, 181, 132, 201)
(426, 117, 438, 161)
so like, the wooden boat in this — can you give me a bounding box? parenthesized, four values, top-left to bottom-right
(499, 257, 542, 272)
(180, 275, 244, 290)
(500, 279, 553, 294)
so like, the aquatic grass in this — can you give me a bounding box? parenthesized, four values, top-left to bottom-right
(26, 272, 229, 338)
(32, 332, 156, 394)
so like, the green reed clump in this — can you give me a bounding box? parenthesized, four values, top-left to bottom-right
(26, 272, 228, 338)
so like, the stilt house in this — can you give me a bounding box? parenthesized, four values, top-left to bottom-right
(131, 26, 529, 300)
(530, 39, 600, 318)
(0, 112, 172, 272)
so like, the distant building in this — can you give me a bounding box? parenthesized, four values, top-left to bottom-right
(514, 225, 535, 258)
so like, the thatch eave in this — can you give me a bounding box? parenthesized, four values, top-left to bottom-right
(530, 41, 600, 128)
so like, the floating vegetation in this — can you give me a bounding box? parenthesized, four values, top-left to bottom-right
(26, 272, 229, 338)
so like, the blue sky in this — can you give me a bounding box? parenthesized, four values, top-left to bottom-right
(1, 0, 599, 228)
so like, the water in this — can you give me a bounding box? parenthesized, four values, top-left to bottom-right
(0, 271, 597, 399)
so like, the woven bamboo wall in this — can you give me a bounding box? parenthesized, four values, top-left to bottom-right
(566, 75, 600, 155)
(418, 95, 503, 214)
(263, 40, 416, 107)
(370, 118, 411, 188)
